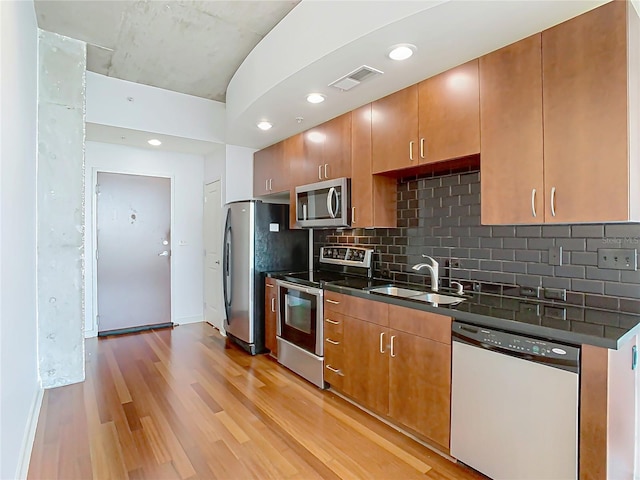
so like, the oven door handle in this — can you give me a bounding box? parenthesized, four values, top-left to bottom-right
(275, 279, 323, 297)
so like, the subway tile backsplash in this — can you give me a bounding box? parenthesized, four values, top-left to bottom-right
(314, 168, 640, 313)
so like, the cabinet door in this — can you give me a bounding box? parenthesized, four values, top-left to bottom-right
(542, 0, 629, 223)
(264, 279, 278, 355)
(351, 104, 397, 228)
(389, 331, 451, 449)
(372, 85, 419, 173)
(322, 112, 352, 180)
(302, 113, 352, 183)
(418, 60, 480, 165)
(253, 142, 285, 196)
(480, 34, 544, 225)
(343, 317, 389, 415)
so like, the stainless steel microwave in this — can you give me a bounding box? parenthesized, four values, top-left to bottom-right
(295, 177, 351, 228)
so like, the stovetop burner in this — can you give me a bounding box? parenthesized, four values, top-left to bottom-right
(280, 246, 390, 289)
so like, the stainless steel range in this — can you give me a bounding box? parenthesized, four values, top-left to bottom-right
(275, 246, 388, 388)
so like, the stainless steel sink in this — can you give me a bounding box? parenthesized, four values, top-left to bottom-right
(410, 292, 465, 305)
(367, 285, 465, 305)
(367, 286, 426, 298)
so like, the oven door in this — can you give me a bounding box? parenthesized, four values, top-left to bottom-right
(276, 280, 323, 356)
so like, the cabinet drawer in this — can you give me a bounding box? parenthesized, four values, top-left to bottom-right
(324, 312, 345, 338)
(324, 341, 344, 389)
(388, 305, 451, 344)
(325, 291, 389, 326)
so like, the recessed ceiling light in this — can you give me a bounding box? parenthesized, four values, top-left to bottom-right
(257, 121, 273, 131)
(148, 139, 162, 146)
(388, 44, 416, 61)
(306, 93, 325, 104)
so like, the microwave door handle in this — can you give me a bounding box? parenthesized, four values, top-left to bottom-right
(327, 187, 337, 218)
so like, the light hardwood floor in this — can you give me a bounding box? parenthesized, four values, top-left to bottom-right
(28, 323, 485, 479)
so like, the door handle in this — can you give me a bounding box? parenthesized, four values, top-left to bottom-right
(420, 138, 425, 159)
(158, 251, 170, 257)
(379, 332, 386, 353)
(271, 297, 276, 313)
(215, 260, 220, 264)
(326, 187, 337, 218)
(318, 165, 323, 180)
(409, 141, 414, 161)
(531, 188, 537, 218)
(550, 187, 557, 217)
(324, 164, 329, 179)
(390, 335, 396, 358)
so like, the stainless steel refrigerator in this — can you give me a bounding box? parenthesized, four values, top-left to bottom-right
(222, 200, 308, 354)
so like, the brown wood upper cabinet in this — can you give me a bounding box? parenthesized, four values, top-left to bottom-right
(294, 112, 352, 186)
(351, 104, 397, 228)
(253, 141, 289, 196)
(481, 1, 640, 224)
(372, 60, 480, 174)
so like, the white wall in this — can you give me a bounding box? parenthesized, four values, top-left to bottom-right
(84, 142, 205, 336)
(86, 71, 226, 144)
(225, 144, 256, 204)
(0, 1, 42, 478)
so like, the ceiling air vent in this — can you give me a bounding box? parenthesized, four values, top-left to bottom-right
(329, 65, 383, 92)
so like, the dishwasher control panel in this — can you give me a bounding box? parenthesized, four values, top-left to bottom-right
(452, 322, 580, 365)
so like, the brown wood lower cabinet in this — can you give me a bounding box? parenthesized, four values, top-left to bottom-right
(264, 278, 278, 355)
(324, 291, 452, 451)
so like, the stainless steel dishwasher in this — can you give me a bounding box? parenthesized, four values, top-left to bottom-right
(450, 321, 580, 480)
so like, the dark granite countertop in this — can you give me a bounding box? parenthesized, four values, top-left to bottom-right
(323, 282, 640, 350)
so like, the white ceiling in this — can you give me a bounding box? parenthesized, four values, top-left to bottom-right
(34, 0, 613, 152)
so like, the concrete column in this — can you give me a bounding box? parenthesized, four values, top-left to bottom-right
(37, 30, 86, 388)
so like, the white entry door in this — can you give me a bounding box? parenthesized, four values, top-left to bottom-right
(96, 172, 172, 333)
(204, 180, 223, 330)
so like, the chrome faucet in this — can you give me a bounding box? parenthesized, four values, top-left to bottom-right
(412, 255, 439, 292)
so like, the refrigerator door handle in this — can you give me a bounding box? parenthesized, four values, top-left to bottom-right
(222, 209, 232, 324)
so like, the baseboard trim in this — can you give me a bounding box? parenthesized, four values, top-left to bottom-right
(17, 387, 44, 479)
(175, 315, 203, 325)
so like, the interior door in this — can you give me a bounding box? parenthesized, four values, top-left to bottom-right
(96, 172, 171, 333)
(204, 180, 222, 330)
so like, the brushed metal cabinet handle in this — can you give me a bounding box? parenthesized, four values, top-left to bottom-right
(271, 297, 276, 313)
(269, 178, 273, 191)
(420, 138, 425, 159)
(352, 207, 356, 225)
(324, 164, 329, 179)
(379, 332, 386, 353)
(390, 335, 396, 358)
(531, 188, 537, 218)
(551, 187, 557, 217)
(266, 284, 274, 289)
(326, 338, 340, 345)
(325, 318, 340, 325)
(318, 165, 323, 180)
(409, 141, 414, 161)
(265, 179, 269, 191)
(326, 365, 343, 375)
(326, 299, 340, 305)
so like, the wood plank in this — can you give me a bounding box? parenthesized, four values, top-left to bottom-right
(28, 323, 483, 480)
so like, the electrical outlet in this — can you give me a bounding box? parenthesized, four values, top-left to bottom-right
(545, 306, 567, 320)
(544, 288, 566, 301)
(450, 259, 460, 268)
(597, 248, 638, 271)
(548, 246, 562, 266)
